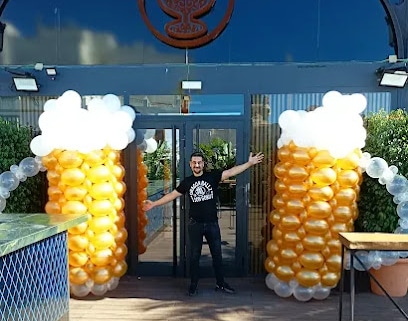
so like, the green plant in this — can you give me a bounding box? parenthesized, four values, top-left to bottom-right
(356, 109, 408, 233)
(0, 118, 45, 213)
(199, 137, 236, 171)
(144, 141, 172, 180)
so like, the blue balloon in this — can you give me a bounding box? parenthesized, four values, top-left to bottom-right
(19, 157, 40, 177)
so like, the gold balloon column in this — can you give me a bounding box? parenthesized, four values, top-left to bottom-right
(265, 142, 362, 300)
(42, 148, 128, 297)
(136, 149, 148, 254)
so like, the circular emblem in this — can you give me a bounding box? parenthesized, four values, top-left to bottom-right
(138, 0, 235, 49)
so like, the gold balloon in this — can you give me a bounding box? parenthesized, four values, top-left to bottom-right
(112, 260, 127, 278)
(264, 256, 276, 273)
(280, 215, 301, 231)
(279, 248, 298, 264)
(274, 162, 287, 179)
(312, 150, 336, 168)
(287, 165, 309, 181)
(84, 150, 105, 167)
(91, 266, 112, 284)
(47, 170, 61, 186)
(302, 235, 326, 252)
(90, 249, 114, 266)
(277, 146, 291, 162)
(303, 218, 329, 236)
(307, 201, 332, 219)
(48, 186, 63, 201)
(337, 169, 359, 188)
(58, 150, 84, 169)
(41, 153, 58, 169)
(299, 252, 324, 270)
(308, 185, 334, 201)
(112, 164, 125, 180)
(69, 267, 89, 285)
(321, 272, 340, 287)
(285, 199, 305, 214)
(45, 201, 61, 214)
(334, 188, 356, 205)
(291, 148, 311, 165)
(113, 244, 128, 260)
(333, 206, 353, 223)
(267, 240, 279, 257)
(275, 265, 295, 282)
(326, 254, 342, 271)
(337, 152, 360, 170)
(296, 269, 321, 287)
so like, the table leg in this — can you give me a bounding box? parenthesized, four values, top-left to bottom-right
(338, 245, 345, 321)
(353, 254, 408, 320)
(350, 250, 355, 321)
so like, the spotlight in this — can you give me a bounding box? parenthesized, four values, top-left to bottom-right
(377, 67, 408, 88)
(45, 67, 57, 77)
(13, 77, 39, 92)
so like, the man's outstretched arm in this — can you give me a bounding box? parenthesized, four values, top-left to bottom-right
(143, 189, 182, 211)
(221, 152, 264, 181)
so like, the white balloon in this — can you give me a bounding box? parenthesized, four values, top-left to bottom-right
(145, 138, 158, 154)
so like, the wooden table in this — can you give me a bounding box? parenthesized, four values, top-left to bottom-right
(338, 232, 408, 321)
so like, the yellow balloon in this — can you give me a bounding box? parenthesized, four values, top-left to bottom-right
(337, 152, 360, 170)
(87, 165, 111, 184)
(91, 232, 115, 250)
(90, 249, 114, 266)
(68, 234, 89, 252)
(89, 199, 115, 217)
(68, 221, 88, 235)
(89, 182, 115, 200)
(88, 216, 113, 233)
(69, 251, 89, 267)
(84, 150, 105, 167)
(61, 168, 86, 186)
(58, 150, 83, 169)
(310, 167, 337, 186)
(61, 201, 88, 215)
(64, 186, 88, 201)
(312, 150, 336, 168)
(112, 164, 125, 180)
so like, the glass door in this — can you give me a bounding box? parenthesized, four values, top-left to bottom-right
(185, 120, 246, 277)
(128, 117, 246, 277)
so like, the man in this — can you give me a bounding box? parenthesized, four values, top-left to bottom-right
(143, 150, 264, 296)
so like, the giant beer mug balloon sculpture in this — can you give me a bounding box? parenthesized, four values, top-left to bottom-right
(30, 90, 137, 297)
(265, 91, 367, 301)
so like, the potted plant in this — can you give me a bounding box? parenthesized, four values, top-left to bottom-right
(355, 108, 408, 296)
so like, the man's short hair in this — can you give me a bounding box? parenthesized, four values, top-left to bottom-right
(190, 151, 205, 161)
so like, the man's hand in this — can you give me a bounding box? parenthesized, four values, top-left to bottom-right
(248, 152, 264, 166)
(143, 200, 154, 211)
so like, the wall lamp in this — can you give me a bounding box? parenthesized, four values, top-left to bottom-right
(46, 67, 57, 78)
(12, 76, 39, 92)
(376, 66, 408, 88)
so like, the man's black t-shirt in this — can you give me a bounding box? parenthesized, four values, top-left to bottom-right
(176, 170, 222, 223)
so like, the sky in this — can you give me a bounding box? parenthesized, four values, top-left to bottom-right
(0, 0, 394, 65)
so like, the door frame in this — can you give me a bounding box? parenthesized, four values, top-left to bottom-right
(126, 114, 249, 277)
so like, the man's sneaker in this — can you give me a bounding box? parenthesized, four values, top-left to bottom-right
(215, 282, 236, 294)
(188, 283, 198, 296)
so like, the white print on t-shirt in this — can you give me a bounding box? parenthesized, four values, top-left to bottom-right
(189, 180, 214, 202)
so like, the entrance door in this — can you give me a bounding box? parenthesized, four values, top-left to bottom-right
(128, 117, 246, 278)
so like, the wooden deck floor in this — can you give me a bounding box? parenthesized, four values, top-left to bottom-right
(69, 276, 408, 321)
